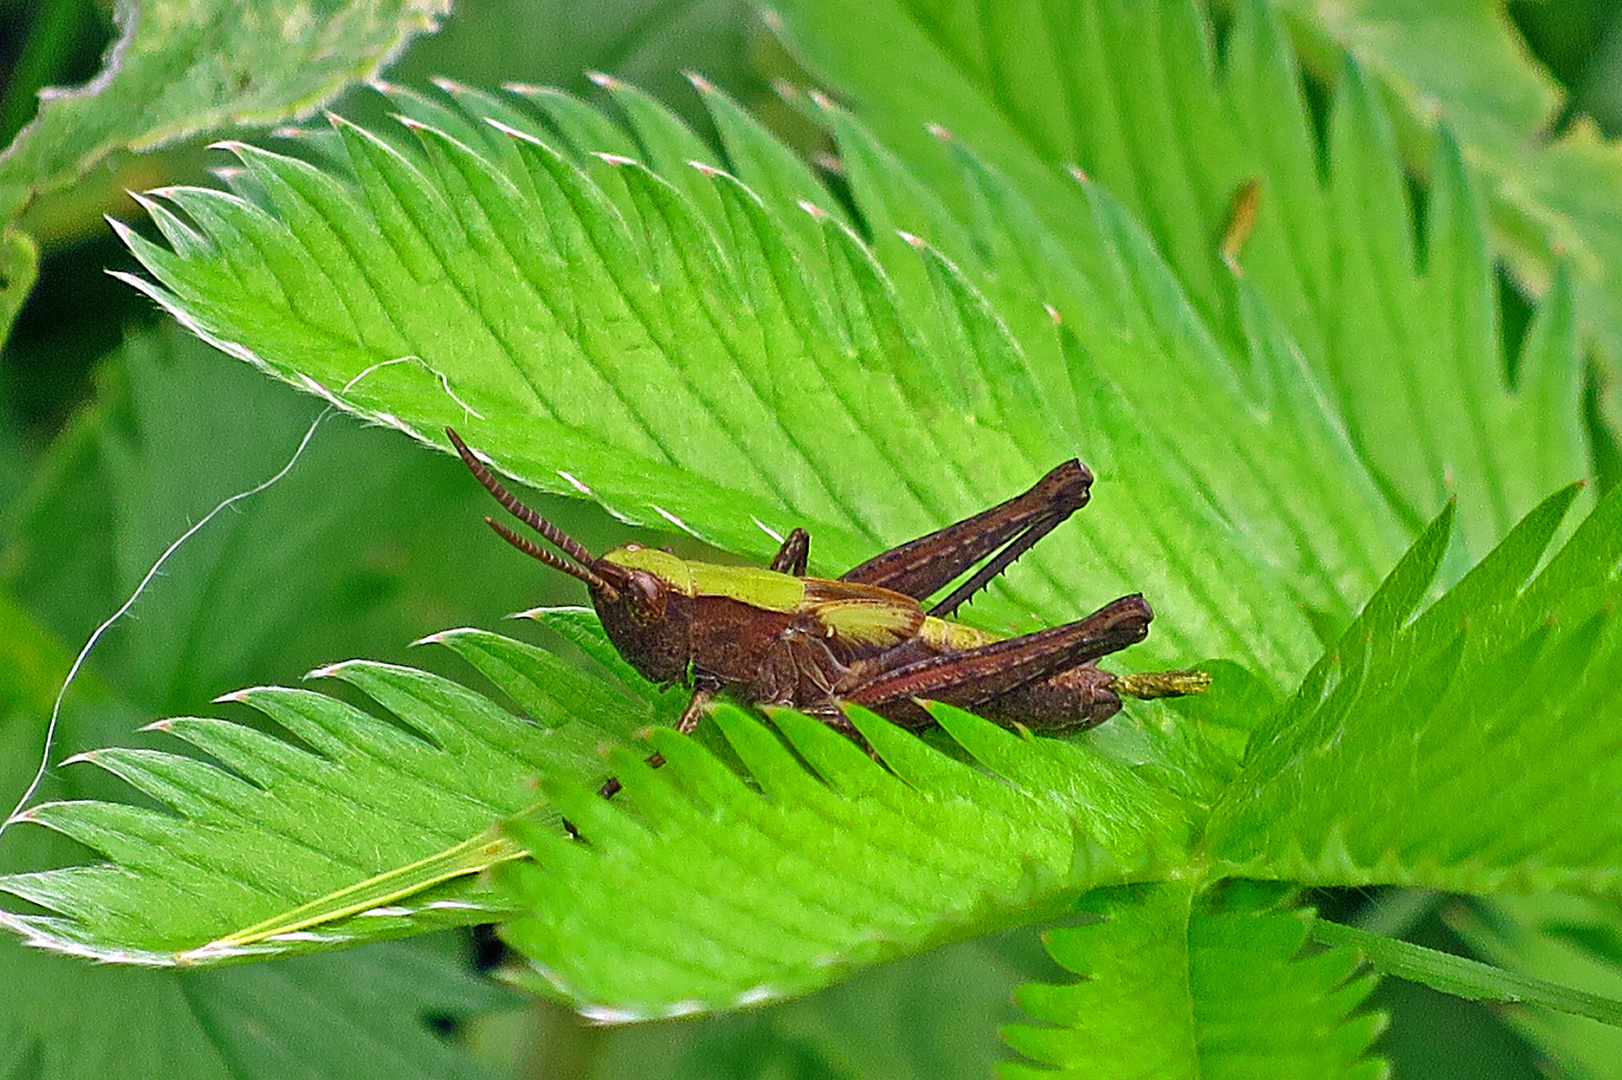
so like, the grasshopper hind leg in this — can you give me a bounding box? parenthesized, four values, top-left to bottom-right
(973, 662, 1125, 731)
(839, 594, 1152, 729)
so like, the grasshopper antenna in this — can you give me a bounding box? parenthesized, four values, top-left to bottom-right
(446, 427, 619, 596)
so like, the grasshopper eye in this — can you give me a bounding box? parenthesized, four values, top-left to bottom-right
(627, 571, 667, 625)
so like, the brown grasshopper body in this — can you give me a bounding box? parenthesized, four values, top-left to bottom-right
(448, 429, 1206, 741)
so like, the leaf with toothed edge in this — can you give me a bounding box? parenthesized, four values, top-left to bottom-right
(104, 74, 1476, 690)
(493, 701, 1183, 1020)
(0, 630, 645, 964)
(6, 31, 1615, 1065)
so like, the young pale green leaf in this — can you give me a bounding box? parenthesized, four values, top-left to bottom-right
(1001, 883, 1384, 1080)
(1205, 482, 1622, 892)
(769, 0, 1591, 569)
(494, 703, 1189, 1019)
(0, 635, 651, 963)
(0, 0, 448, 225)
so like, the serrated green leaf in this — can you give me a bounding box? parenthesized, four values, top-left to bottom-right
(494, 703, 1181, 1018)
(1205, 484, 1622, 892)
(1001, 882, 1384, 1080)
(0, 0, 448, 225)
(0, 0, 453, 350)
(9, 22, 1612, 1062)
(0, 632, 640, 962)
(1269, 0, 1622, 456)
(105, 77, 1488, 689)
(770, 0, 1591, 572)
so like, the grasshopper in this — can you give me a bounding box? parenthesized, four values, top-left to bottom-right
(197, 442, 1206, 955)
(449, 430, 1206, 756)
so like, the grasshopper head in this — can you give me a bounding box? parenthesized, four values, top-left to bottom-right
(592, 544, 694, 684)
(448, 429, 693, 684)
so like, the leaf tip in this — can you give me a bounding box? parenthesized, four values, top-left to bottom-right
(594, 151, 638, 168)
(104, 215, 138, 242)
(683, 70, 716, 94)
(585, 70, 619, 89)
(1065, 163, 1091, 185)
(807, 88, 836, 112)
(138, 719, 174, 733)
(896, 229, 927, 249)
(926, 122, 953, 142)
(484, 117, 525, 141)
(58, 750, 99, 768)
(430, 75, 467, 95)
(648, 503, 687, 531)
(796, 199, 829, 220)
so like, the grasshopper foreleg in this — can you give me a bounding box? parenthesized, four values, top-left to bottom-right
(596, 678, 720, 800)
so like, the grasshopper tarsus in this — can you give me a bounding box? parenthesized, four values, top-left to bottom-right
(1114, 669, 1212, 700)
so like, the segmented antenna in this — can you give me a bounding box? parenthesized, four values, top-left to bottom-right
(483, 517, 615, 592)
(446, 427, 618, 596)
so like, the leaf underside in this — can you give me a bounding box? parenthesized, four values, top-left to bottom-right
(1002, 883, 1385, 1080)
